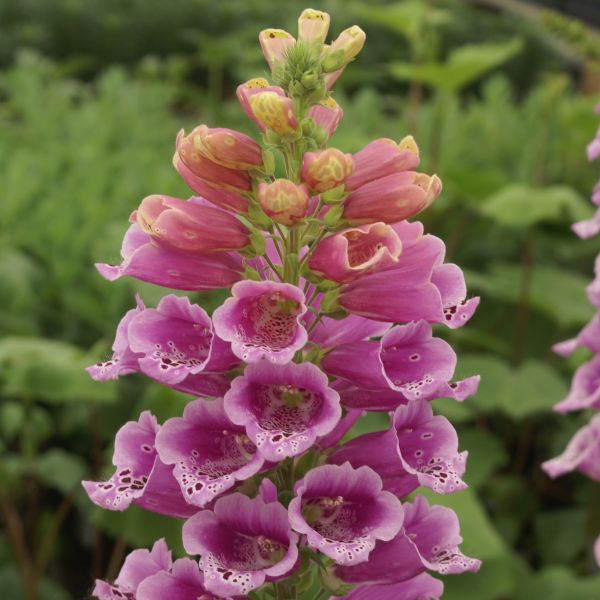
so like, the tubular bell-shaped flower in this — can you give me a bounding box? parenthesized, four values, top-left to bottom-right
(335, 495, 480, 585)
(340, 573, 444, 600)
(322, 320, 479, 402)
(338, 221, 479, 327)
(288, 463, 403, 566)
(224, 361, 341, 462)
(93, 539, 172, 600)
(308, 223, 402, 283)
(96, 223, 244, 291)
(156, 398, 264, 507)
(183, 493, 299, 597)
(82, 412, 195, 518)
(329, 399, 468, 496)
(213, 280, 308, 364)
(258, 179, 310, 225)
(134, 195, 250, 254)
(301, 148, 353, 193)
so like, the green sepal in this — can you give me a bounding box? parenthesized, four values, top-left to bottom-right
(319, 567, 356, 597)
(247, 202, 273, 229)
(249, 231, 266, 256)
(323, 204, 344, 227)
(321, 288, 340, 313)
(261, 149, 276, 176)
(321, 185, 346, 204)
(323, 308, 347, 320)
(243, 264, 262, 281)
(263, 130, 282, 146)
(321, 49, 346, 73)
(316, 278, 340, 291)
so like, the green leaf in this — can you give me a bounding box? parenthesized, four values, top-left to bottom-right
(460, 428, 508, 488)
(534, 508, 587, 564)
(0, 337, 117, 403)
(389, 39, 523, 92)
(479, 184, 592, 228)
(453, 355, 568, 419)
(466, 263, 595, 327)
(35, 449, 87, 495)
(514, 567, 600, 600)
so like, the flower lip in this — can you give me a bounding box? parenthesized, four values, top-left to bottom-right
(213, 280, 308, 365)
(288, 462, 403, 566)
(155, 398, 265, 508)
(183, 493, 299, 596)
(225, 361, 342, 462)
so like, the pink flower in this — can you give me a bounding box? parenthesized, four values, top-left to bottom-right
(134, 195, 250, 254)
(258, 179, 309, 225)
(213, 280, 308, 364)
(258, 29, 295, 73)
(301, 148, 353, 193)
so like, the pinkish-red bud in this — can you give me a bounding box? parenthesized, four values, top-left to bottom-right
(191, 125, 263, 170)
(175, 130, 251, 193)
(136, 195, 250, 254)
(301, 148, 353, 193)
(343, 172, 442, 225)
(258, 179, 309, 226)
(259, 29, 295, 72)
(298, 9, 330, 45)
(308, 98, 343, 141)
(249, 92, 299, 137)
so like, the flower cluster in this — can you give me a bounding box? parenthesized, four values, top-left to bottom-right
(87, 9, 481, 599)
(543, 101, 600, 565)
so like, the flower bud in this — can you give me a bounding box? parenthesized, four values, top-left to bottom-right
(298, 9, 330, 45)
(190, 124, 263, 170)
(301, 148, 354, 193)
(175, 130, 251, 193)
(237, 79, 287, 131)
(135, 195, 250, 254)
(258, 179, 309, 225)
(308, 97, 343, 141)
(249, 92, 299, 137)
(343, 171, 442, 225)
(259, 29, 295, 72)
(322, 25, 366, 75)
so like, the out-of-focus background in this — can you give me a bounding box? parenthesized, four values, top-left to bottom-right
(1, 0, 600, 598)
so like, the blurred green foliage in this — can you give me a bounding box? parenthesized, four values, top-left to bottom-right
(1, 1, 600, 599)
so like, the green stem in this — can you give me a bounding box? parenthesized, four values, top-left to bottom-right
(263, 253, 284, 281)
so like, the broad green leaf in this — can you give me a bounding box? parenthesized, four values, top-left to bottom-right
(0, 565, 69, 600)
(460, 428, 508, 488)
(389, 39, 523, 92)
(91, 504, 185, 554)
(466, 263, 595, 327)
(452, 355, 567, 419)
(534, 508, 587, 564)
(35, 449, 87, 495)
(514, 566, 600, 600)
(479, 184, 592, 228)
(0, 337, 117, 403)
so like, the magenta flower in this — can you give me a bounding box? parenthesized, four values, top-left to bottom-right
(127, 294, 237, 385)
(93, 539, 171, 600)
(82, 411, 196, 519)
(339, 221, 479, 327)
(183, 493, 299, 597)
(572, 183, 600, 239)
(308, 312, 391, 349)
(553, 313, 600, 357)
(345, 137, 420, 192)
(134, 195, 250, 254)
(96, 224, 244, 291)
(89, 294, 237, 387)
(137, 557, 247, 600)
(552, 355, 600, 414)
(543, 414, 600, 482)
(213, 280, 308, 364)
(338, 573, 444, 600)
(288, 463, 403, 566)
(155, 398, 264, 508)
(308, 223, 402, 284)
(330, 399, 467, 496)
(224, 361, 341, 461)
(322, 320, 480, 403)
(335, 494, 480, 585)
(587, 126, 600, 161)
(87, 296, 145, 381)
